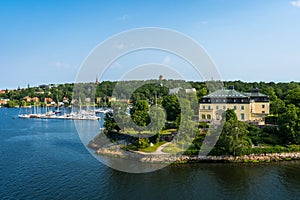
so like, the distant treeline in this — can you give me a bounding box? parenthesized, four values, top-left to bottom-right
(1, 80, 300, 112)
(2, 80, 300, 155)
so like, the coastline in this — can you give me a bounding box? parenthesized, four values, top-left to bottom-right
(92, 146, 300, 164)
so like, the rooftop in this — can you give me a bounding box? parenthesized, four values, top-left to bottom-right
(204, 89, 248, 98)
(243, 92, 268, 97)
(203, 86, 269, 99)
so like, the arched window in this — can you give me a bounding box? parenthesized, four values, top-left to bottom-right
(207, 114, 211, 120)
(202, 114, 206, 119)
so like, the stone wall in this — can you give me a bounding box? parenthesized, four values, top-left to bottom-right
(95, 148, 300, 163)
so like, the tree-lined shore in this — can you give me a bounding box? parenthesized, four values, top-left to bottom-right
(2, 80, 300, 157)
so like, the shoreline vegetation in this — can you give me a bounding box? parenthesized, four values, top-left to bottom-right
(2, 80, 300, 163)
(88, 128, 300, 164)
(88, 141, 300, 164)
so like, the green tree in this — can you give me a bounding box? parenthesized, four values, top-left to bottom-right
(130, 100, 150, 129)
(212, 110, 251, 156)
(111, 101, 129, 130)
(286, 87, 300, 107)
(103, 112, 120, 132)
(162, 95, 181, 121)
(278, 104, 300, 144)
(225, 109, 237, 121)
(137, 138, 150, 149)
(148, 105, 166, 136)
(5, 100, 19, 108)
(270, 98, 286, 115)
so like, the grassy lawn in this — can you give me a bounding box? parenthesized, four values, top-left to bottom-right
(122, 128, 177, 135)
(119, 128, 177, 136)
(123, 129, 152, 135)
(162, 143, 184, 154)
(139, 141, 167, 153)
(160, 129, 177, 135)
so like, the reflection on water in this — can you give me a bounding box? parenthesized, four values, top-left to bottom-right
(102, 162, 300, 200)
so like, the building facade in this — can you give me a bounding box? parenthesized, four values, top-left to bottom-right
(199, 87, 269, 125)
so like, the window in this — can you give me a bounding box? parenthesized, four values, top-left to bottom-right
(241, 113, 245, 120)
(262, 104, 265, 109)
(207, 115, 211, 120)
(223, 106, 226, 110)
(262, 111, 265, 114)
(234, 106, 237, 110)
(241, 106, 244, 110)
(202, 114, 206, 119)
(202, 106, 205, 110)
(216, 106, 219, 110)
(208, 106, 211, 110)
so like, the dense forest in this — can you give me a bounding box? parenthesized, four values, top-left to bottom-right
(1, 80, 300, 156)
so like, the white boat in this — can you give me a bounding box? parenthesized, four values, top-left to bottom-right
(95, 108, 113, 114)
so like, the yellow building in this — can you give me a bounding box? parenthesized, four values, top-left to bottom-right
(199, 87, 269, 125)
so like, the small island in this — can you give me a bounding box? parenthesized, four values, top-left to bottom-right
(87, 79, 300, 163)
(1, 79, 299, 163)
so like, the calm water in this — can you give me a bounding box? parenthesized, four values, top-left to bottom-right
(0, 108, 299, 200)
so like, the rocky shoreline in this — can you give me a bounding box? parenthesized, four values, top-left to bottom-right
(94, 147, 300, 164)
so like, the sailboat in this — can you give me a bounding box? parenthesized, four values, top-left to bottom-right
(54, 94, 61, 114)
(18, 102, 40, 118)
(18, 107, 31, 118)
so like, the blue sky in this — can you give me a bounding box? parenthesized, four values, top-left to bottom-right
(1, 0, 300, 89)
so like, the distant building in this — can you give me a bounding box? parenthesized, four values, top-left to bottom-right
(44, 97, 55, 105)
(23, 96, 40, 103)
(169, 87, 196, 95)
(35, 91, 45, 94)
(23, 96, 32, 102)
(0, 99, 9, 105)
(199, 87, 270, 125)
(169, 87, 182, 94)
(31, 97, 40, 102)
(185, 88, 196, 93)
(108, 97, 130, 103)
(85, 97, 91, 103)
(62, 97, 69, 104)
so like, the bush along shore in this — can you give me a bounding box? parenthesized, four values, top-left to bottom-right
(92, 146, 300, 164)
(88, 139, 300, 164)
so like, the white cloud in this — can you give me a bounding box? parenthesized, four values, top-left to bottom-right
(162, 56, 171, 65)
(118, 14, 129, 21)
(290, 0, 300, 7)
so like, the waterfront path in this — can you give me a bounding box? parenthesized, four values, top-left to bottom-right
(135, 142, 171, 155)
